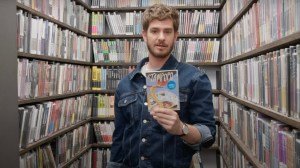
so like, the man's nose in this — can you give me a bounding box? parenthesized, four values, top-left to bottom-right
(158, 32, 165, 40)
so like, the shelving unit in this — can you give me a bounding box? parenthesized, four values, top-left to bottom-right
(74, 0, 91, 10)
(221, 31, 300, 65)
(93, 61, 138, 66)
(219, 121, 263, 168)
(12, 0, 290, 167)
(18, 90, 93, 105)
(92, 61, 221, 67)
(220, 0, 257, 36)
(60, 145, 92, 168)
(91, 90, 116, 95)
(5, 0, 298, 167)
(218, 0, 300, 167)
(91, 143, 112, 148)
(91, 34, 142, 39)
(16, 2, 90, 37)
(89, 1, 223, 167)
(16, 0, 93, 167)
(18, 52, 93, 66)
(221, 91, 300, 129)
(23, 143, 113, 168)
(210, 89, 220, 95)
(218, 148, 230, 168)
(93, 89, 220, 97)
(19, 118, 92, 155)
(91, 117, 115, 122)
(91, 34, 222, 39)
(91, 6, 222, 12)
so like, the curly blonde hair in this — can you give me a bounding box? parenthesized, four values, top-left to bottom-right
(142, 4, 179, 32)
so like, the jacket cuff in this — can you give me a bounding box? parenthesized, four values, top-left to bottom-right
(195, 124, 213, 143)
(183, 124, 213, 150)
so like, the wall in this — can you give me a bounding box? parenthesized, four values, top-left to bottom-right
(0, 0, 19, 167)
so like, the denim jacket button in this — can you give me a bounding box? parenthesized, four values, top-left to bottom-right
(142, 138, 146, 142)
(143, 85, 147, 89)
(143, 119, 148, 124)
(144, 102, 148, 106)
(141, 156, 145, 160)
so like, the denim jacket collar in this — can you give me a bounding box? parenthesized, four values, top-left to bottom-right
(129, 55, 180, 80)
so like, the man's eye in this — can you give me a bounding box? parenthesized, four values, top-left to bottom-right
(151, 30, 158, 34)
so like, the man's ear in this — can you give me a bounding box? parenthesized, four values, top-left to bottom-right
(142, 30, 147, 42)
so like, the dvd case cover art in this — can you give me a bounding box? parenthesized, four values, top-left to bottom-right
(145, 70, 180, 111)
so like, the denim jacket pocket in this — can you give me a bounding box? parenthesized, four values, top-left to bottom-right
(118, 94, 137, 106)
(118, 94, 139, 123)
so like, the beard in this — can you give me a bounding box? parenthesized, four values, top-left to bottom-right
(146, 41, 174, 58)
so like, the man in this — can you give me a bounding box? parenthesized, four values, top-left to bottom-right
(108, 4, 216, 168)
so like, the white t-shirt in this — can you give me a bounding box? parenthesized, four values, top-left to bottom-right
(141, 62, 159, 76)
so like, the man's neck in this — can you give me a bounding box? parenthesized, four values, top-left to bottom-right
(147, 55, 170, 70)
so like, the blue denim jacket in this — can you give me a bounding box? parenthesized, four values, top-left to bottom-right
(108, 55, 216, 168)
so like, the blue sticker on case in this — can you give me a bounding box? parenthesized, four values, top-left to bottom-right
(167, 81, 176, 90)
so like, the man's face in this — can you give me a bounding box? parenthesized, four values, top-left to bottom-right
(142, 19, 178, 59)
